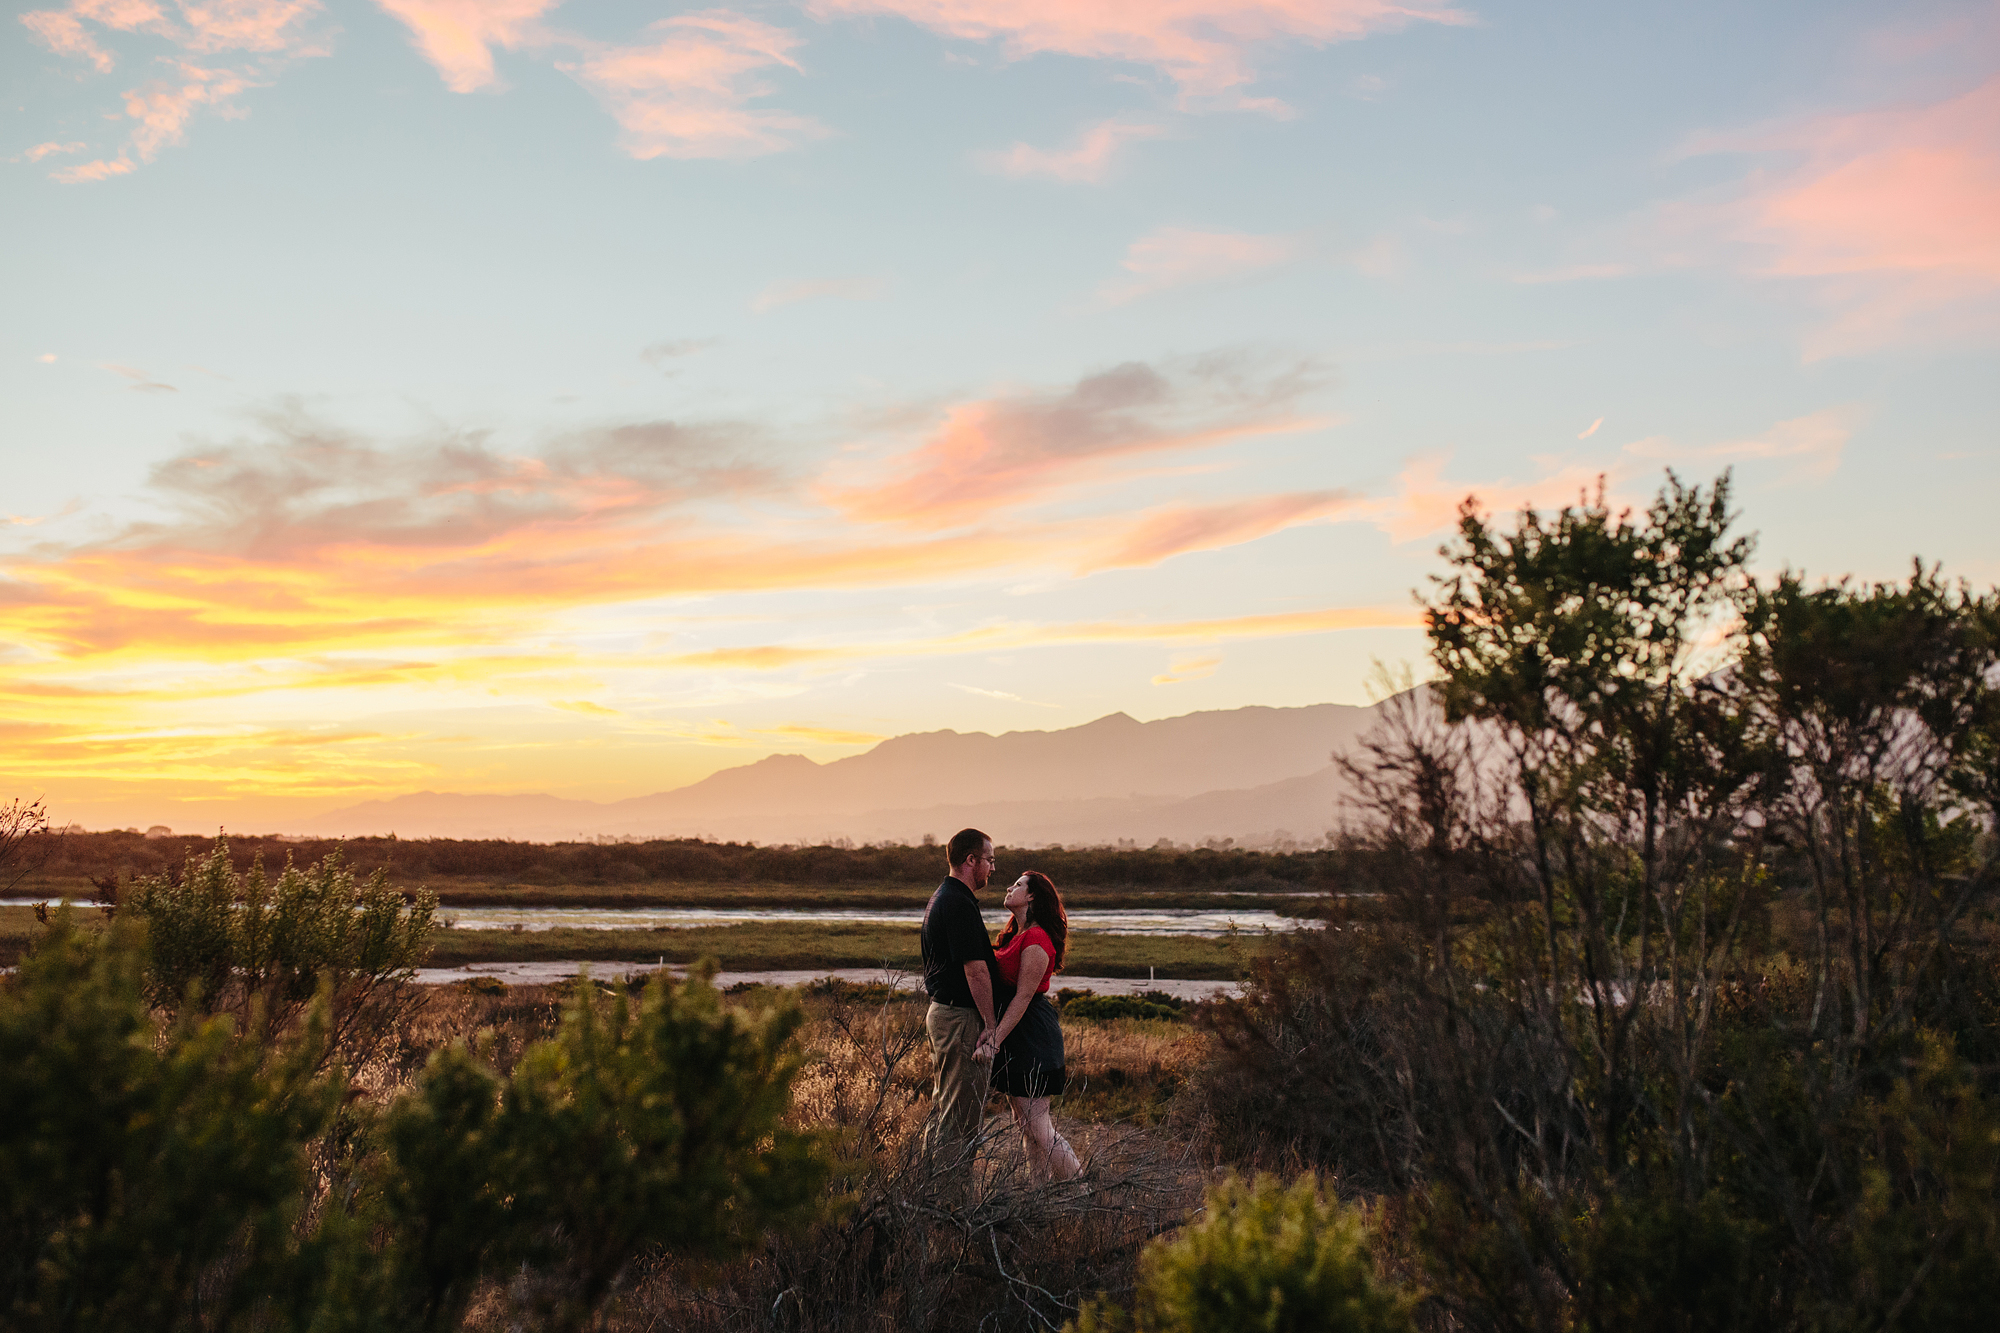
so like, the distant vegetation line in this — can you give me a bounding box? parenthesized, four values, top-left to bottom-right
(21, 831, 1338, 893)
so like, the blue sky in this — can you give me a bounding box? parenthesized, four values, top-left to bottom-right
(5, 0, 1997, 830)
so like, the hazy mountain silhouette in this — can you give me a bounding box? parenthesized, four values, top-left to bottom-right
(298, 700, 1390, 845)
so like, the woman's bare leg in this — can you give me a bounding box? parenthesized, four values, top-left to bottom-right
(1010, 1096, 1081, 1182)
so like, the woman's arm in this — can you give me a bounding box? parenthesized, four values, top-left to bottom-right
(980, 943, 1049, 1052)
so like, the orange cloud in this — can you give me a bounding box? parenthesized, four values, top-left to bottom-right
(1152, 653, 1220, 685)
(372, 0, 554, 92)
(1676, 77, 2000, 356)
(823, 357, 1327, 529)
(807, 0, 1470, 104)
(667, 605, 1420, 674)
(559, 11, 828, 160)
(978, 117, 1164, 181)
(763, 724, 885, 746)
(1097, 226, 1303, 304)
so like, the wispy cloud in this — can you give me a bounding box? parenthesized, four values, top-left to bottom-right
(1152, 654, 1220, 685)
(102, 361, 178, 393)
(1578, 417, 1603, 439)
(1370, 407, 1858, 542)
(371, 0, 557, 93)
(1084, 490, 1358, 570)
(1666, 76, 2000, 356)
(1623, 407, 1856, 484)
(949, 683, 1056, 706)
(24, 0, 325, 181)
(22, 141, 87, 161)
(667, 605, 1419, 674)
(751, 276, 887, 313)
(821, 355, 1328, 529)
(559, 11, 829, 160)
(807, 0, 1472, 105)
(763, 723, 885, 745)
(978, 117, 1164, 182)
(640, 338, 718, 371)
(1097, 227, 1303, 304)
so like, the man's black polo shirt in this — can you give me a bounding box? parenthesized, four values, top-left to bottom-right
(921, 876, 997, 1008)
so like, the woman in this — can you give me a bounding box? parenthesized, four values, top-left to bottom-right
(976, 871, 1081, 1182)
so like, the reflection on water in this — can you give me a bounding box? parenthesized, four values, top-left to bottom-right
(437, 905, 1308, 937)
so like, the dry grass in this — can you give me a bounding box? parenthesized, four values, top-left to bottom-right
(595, 983, 1211, 1332)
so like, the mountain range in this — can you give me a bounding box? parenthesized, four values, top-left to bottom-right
(298, 699, 1394, 846)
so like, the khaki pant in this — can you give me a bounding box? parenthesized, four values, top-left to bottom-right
(925, 1001, 989, 1149)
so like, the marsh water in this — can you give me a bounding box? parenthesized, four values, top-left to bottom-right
(434, 905, 1305, 936)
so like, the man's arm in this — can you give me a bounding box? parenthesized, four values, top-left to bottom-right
(962, 961, 997, 1033)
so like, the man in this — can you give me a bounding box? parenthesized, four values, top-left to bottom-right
(920, 827, 1000, 1148)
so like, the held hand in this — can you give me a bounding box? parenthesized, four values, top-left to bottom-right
(974, 1028, 998, 1062)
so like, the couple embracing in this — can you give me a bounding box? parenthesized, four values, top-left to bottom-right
(919, 827, 1081, 1182)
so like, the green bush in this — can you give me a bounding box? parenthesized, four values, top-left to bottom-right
(3, 920, 834, 1331)
(0, 913, 343, 1331)
(1068, 1173, 1413, 1333)
(1060, 992, 1187, 1023)
(126, 837, 435, 1017)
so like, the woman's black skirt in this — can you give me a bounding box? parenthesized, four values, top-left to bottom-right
(992, 992, 1066, 1098)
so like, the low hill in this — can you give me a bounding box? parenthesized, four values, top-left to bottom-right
(297, 698, 1394, 846)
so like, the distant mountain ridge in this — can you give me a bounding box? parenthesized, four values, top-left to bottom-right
(298, 700, 1390, 846)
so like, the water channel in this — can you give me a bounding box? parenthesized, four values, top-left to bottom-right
(436, 905, 1307, 936)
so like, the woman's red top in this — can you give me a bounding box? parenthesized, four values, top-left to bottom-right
(994, 923, 1056, 994)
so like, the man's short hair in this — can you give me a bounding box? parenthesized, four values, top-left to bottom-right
(946, 828, 990, 870)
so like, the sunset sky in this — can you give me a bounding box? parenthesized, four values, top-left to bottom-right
(6, 0, 1998, 833)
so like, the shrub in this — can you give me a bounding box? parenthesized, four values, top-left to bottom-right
(125, 837, 435, 1019)
(1061, 992, 1187, 1023)
(1068, 1173, 1413, 1333)
(0, 913, 343, 1331)
(2, 919, 836, 1331)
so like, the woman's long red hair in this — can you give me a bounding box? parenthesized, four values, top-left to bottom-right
(995, 870, 1068, 971)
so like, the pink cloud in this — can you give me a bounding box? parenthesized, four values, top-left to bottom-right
(1676, 77, 2000, 356)
(1369, 454, 1615, 545)
(808, 0, 1471, 103)
(1373, 408, 1857, 543)
(21, 9, 117, 71)
(560, 11, 828, 160)
(173, 0, 320, 53)
(23, 141, 88, 161)
(1622, 408, 1855, 485)
(1085, 490, 1360, 569)
(123, 62, 257, 159)
(1097, 226, 1302, 304)
(51, 155, 137, 182)
(979, 117, 1164, 181)
(20, 1, 177, 71)
(823, 357, 1326, 529)
(372, 0, 556, 94)
(25, 1, 323, 181)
